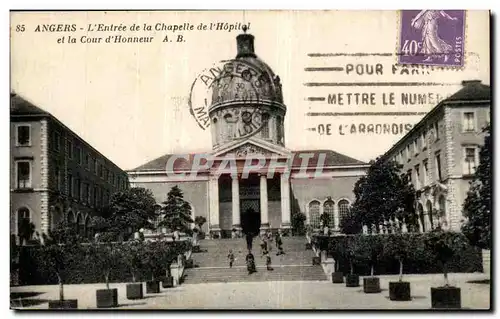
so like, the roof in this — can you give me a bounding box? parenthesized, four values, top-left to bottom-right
(10, 93, 127, 174)
(11, 93, 50, 116)
(381, 80, 491, 160)
(445, 80, 491, 103)
(130, 149, 366, 172)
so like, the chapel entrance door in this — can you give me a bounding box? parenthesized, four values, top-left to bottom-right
(240, 200, 261, 236)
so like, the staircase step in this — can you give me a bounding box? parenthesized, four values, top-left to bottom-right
(184, 236, 325, 284)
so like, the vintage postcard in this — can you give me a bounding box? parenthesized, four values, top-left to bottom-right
(10, 10, 491, 310)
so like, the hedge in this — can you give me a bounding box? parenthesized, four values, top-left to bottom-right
(312, 233, 483, 276)
(17, 241, 191, 286)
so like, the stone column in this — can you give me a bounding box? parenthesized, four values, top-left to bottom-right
(260, 174, 269, 234)
(231, 174, 241, 234)
(208, 175, 221, 237)
(280, 173, 291, 231)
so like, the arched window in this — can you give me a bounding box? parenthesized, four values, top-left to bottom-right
(418, 203, 425, 232)
(438, 195, 447, 228)
(338, 200, 350, 225)
(76, 214, 85, 237)
(84, 216, 92, 240)
(51, 206, 63, 230)
(67, 210, 76, 224)
(261, 113, 270, 139)
(323, 200, 335, 228)
(426, 200, 434, 230)
(308, 200, 320, 228)
(17, 207, 31, 236)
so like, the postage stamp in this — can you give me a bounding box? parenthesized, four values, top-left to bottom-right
(398, 10, 466, 67)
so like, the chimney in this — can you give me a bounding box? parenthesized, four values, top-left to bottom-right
(236, 26, 256, 58)
(461, 80, 482, 86)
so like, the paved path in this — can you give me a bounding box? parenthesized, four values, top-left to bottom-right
(11, 273, 490, 310)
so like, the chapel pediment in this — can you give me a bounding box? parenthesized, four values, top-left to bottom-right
(212, 138, 290, 159)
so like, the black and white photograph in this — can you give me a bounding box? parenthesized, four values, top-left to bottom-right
(9, 9, 491, 310)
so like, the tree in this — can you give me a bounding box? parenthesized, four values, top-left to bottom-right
(91, 240, 123, 290)
(424, 230, 468, 286)
(159, 186, 193, 234)
(383, 233, 414, 282)
(353, 234, 383, 277)
(17, 219, 35, 246)
(462, 124, 491, 250)
(122, 241, 145, 282)
(291, 212, 307, 236)
(327, 235, 347, 272)
(194, 216, 207, 230)
(39, 228, 81, 302)
(347, 158, 417, 234)
(320, 213, 331, 229)
(106, 187, 158, 239)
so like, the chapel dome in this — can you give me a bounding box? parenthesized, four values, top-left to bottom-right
(209, 30, 284, 111)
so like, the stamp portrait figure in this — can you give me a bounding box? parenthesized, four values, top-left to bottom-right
(411, 10, 458, 63)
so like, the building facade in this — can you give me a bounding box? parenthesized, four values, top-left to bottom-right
(381, 80, 490, 232)
(128, 32, 369, 237)
(10, 94, 129, 242)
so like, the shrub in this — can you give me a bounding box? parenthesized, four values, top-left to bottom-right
(313, 233, 481, 276)
(352, 234, 383, 277)
(18, 241, 190, 286)
(424, 230, 469, 287)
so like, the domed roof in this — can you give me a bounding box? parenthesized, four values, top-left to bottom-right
(209, 32, 284, 110)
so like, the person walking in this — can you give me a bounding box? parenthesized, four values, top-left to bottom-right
(246, 250, 256, 275)
(263, 249, 273, 271)
(227, 249, 235, 268)
(259, 236, 268, 256)
(275, 231, 285, 256)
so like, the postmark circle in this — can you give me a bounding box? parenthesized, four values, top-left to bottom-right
(189, 58, 270, 142)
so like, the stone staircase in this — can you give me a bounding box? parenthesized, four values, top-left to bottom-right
(183, 236, 327, 284)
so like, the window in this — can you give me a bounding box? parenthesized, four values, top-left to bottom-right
(68, 174, 73, 197)
(16, 161, 31, 189)
(17, 207, 31, 237)
(75, 178, 81, 200)
(308, 200, 321, 228)
(434, 122, 440, 140)
(435, 152, 442, 181)
(407, 169, 412, 184)
(338, 200, 350, 225)
(55, 166, 62, 191)
(100, 166, 104, 178)
(413, 139, 418, 154)
(399, 150, 404, 163)
(87, 184, 92, 203)
(261, 113, 270, 139)
(463, 112, 475, 132)
(85, 154, 90, 169)
(406, 144, 411, 160)
(16, 125, 31, 146)
(423, 159, 429, 186)
(54, 131, 61, 151)
(83, 182, 89, 202)
(464, 147, 478, 175)
(323, 200, 335, 228)
(67, 139, 73, 158)
(93, 185, 98, 206)
(95, 161, 100, 176)
(414, 165, 421, 189)
(422, 130, 427, 148)
(76, 146, 82, 164)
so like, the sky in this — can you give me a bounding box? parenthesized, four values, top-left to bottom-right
(10, 10, 490, 170)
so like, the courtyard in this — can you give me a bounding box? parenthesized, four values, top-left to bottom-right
(11, 272, 490, 310)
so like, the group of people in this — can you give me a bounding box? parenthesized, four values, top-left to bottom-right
(227, 230, 286, 275)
